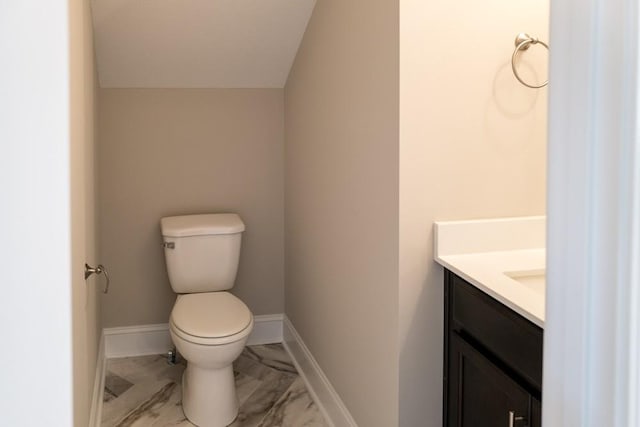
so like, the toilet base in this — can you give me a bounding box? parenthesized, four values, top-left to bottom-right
(182, 363, 238, 427)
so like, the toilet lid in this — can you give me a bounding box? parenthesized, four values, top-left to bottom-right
(171, 292, 252, 338)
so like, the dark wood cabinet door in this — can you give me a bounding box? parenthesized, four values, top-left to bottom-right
(448, 333, 533, 427)
(530, 398, 541, 427)
(449, 273, 543, 390)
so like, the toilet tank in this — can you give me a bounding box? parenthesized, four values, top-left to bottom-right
(160, 213, 245, 294)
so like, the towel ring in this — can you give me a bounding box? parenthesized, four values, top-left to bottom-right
(511, 33, 548, 89)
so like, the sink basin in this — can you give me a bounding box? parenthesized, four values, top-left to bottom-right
(504, 269, 546, 293)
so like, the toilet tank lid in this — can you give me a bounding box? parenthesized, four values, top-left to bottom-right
(161, 213, 245, 237)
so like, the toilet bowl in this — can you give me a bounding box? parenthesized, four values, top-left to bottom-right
(170, 293, 253, 426)
(160, 213, 253, 427)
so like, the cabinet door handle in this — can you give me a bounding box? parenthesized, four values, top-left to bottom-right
(508, 411, 525, 427)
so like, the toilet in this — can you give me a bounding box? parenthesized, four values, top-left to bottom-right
(160, 213, 254, 427)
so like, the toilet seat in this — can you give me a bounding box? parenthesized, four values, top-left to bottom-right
(170, 292, 253, 346)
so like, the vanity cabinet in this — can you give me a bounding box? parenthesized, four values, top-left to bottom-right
(444, 271, 543, 427)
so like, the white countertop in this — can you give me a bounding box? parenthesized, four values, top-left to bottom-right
(434, 216, 546, 328)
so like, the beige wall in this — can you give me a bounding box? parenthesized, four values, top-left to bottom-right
(399, 0, 548, 425)
(70, 0, 101, 424)
(284, 1, 400, 426)
(98, 89, 284, 327)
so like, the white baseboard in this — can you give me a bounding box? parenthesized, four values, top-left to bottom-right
(247, 314, 283, 346)
(104, 323, 173, 358)
(103, 314, 284, 359)
(283, 316, 357, 427)
(88, 332, 106, 427)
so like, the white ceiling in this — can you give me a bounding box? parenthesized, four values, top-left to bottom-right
(91, 0, 316, 88)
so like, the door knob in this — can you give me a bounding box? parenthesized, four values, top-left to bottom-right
(85, 263, 110, 294)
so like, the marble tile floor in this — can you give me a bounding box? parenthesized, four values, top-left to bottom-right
(101, 344, 328, 427)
